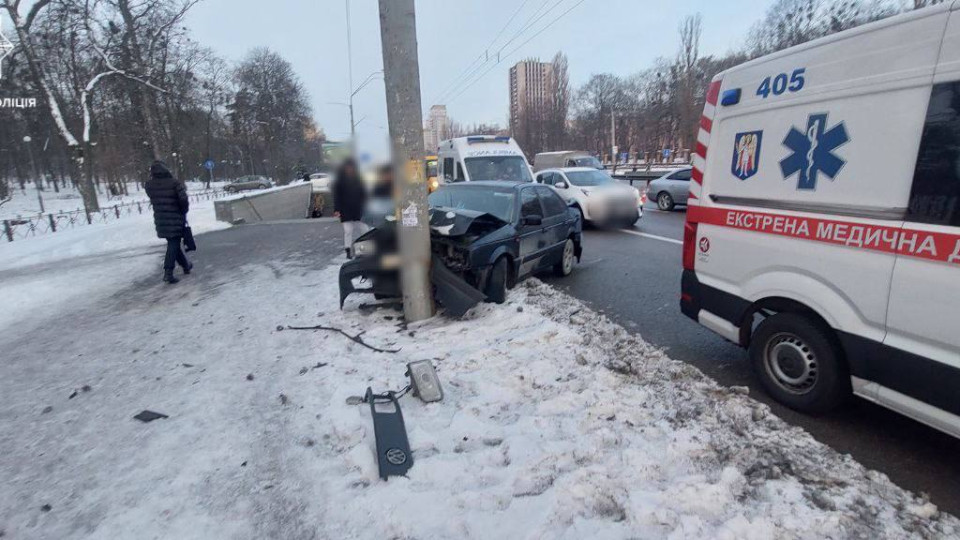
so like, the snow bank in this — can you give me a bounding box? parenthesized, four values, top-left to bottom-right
(1, 253, 955, 539)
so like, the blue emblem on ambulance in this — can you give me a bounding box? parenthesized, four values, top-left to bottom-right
(731, 131, 762, 180)
(780, 113, 848, 190)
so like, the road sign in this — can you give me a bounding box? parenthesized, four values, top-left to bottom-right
(203, 159, 215, 171)
(662, 149, 671, 159)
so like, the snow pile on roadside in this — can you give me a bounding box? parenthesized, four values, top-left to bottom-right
(2, 257, 956, 539)
(312, 274, 957, 539)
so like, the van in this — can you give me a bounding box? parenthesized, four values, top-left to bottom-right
(533, 151, 603, 172)
(681, 3, 960, 437)
(437, 136, 534, 184)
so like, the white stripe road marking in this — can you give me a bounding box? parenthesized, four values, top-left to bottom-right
(618, 229, 683, 245)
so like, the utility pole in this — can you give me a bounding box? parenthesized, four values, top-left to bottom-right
(345, 0, 356, 144)
(378, 0, 435, 322)
(610, 111, 618, 176)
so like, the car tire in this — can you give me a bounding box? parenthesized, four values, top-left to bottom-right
(484, 256, 510, 304)
(553, 239, 576, 277)
(749, 312, 850, 414)
(657, 191, 675, 211)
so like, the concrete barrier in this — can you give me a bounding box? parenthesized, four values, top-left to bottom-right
(214, 183, 312, 224)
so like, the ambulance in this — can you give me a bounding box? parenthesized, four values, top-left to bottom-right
(681, 2, 960, 437)
(436, 136, 534, 184)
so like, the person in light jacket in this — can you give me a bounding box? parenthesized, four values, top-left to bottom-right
(144, 161, 192, 284)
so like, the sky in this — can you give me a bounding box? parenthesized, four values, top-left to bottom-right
(187, 0, 771, 160)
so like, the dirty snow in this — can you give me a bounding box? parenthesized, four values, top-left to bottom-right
(0, 251, 957, 539)
(0, 198, 228, 333)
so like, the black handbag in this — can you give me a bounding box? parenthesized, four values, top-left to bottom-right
(183, 221, 197, 252)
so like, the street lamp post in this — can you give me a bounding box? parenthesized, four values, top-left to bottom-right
(23, 136, 44, 213)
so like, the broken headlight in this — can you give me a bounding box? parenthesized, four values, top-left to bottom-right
(353, 239, 376, 257)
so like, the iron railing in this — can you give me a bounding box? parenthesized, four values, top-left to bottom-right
(2, 189, 227, 242)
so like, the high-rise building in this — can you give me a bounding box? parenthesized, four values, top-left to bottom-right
(509, 59, 554, 134)
(423, 105, 448, 152)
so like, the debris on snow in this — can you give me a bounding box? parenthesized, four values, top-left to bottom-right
(132, 410, 169, 423)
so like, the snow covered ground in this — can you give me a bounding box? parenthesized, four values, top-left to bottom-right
(0, 198, 229, 333)
(1, 241, 957, 539)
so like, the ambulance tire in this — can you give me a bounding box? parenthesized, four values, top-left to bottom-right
(749, 312, 850, 414)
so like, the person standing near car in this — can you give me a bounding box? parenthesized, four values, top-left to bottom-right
(145, 161, 192, 284)
(333, 158, 369, 259)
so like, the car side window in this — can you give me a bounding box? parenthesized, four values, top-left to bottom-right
(443, 158, 454, 181)
(669, 169, 692, 181)
(908, 81, 960, 227)
(535, 186, 567, 217)
(520, 188, 542, 218)
(566, 159, 577, 167)
(538, 172, 554, 186)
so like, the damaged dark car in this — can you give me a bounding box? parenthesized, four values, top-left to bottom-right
(339, 181, 583, 316)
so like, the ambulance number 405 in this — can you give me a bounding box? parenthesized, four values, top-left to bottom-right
(756, 68, 805, 98)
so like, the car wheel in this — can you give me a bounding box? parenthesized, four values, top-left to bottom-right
(749, 312, 850, 413)
(657, 191, 675, 211)
(553, 239, 575, 277)
(484, 256, 510, 304)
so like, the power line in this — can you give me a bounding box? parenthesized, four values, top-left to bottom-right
(445, 0, 588, 107)
(428, 0, 535, 107)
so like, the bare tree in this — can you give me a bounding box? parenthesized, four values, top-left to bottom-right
(546, 51, 569, 151)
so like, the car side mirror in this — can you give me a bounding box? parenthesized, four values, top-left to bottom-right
(523, 214, 543, 226)
(555, 181, 568, 189)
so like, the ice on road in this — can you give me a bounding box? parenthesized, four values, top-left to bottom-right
(1, 242, 956, 539)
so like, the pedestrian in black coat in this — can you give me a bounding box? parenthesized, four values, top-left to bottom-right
(333, 159, 369, 258)
(144, 161, 192, 284)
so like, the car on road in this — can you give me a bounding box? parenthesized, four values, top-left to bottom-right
(646, 167, 692, 211)
(339, 181, 583, 314)
(681, 3, 960, 439)
(533, 150, 603, 172)
(224, 175, 272, 193)
(536, 167, 642, 227)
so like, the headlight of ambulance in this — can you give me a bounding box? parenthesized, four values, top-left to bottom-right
(353, 239, 376, 257)
(428, 178, 440, 192)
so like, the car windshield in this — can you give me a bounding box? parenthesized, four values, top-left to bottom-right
(464, 156, 532, 183)
(426, 160, 438, 178)
(566, 170, 615, 187)
(429, 186, 516, 223)
(573, 156, 603, 169)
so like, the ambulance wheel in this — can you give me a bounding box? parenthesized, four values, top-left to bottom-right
(749, 312, 849, 413)
(657, 192, 675, 211)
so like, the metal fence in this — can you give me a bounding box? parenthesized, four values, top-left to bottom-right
(2, 189, 227, 242)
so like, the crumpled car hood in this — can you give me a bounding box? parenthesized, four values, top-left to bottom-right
(429, 207, 507, 237)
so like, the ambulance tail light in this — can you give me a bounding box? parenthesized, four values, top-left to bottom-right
(682, 221, 698, 271)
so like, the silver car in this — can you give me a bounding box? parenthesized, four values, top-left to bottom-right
(224, 175, 272, 193)
(646, 168, 692, 211)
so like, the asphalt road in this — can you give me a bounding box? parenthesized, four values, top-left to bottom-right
(543, 204, 960, 516)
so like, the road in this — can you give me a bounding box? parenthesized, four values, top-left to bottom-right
(543, 204, 960, 516)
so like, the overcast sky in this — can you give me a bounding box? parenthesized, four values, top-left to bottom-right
(188, 0, 770, 159)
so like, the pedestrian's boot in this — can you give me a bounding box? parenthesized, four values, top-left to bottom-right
(345, 248, 353, 260)
(163, 269, 180, 284)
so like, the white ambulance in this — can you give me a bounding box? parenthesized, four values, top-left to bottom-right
(682, 2, 960, 437)
(436, 136, 534, 184)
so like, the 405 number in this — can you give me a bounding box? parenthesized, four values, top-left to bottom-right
(756, 68, 805, 98)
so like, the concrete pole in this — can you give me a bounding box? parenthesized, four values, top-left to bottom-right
(610, 111, 617, 176)
(378, 0, 434, 322)
(345, 0, 356, 145)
